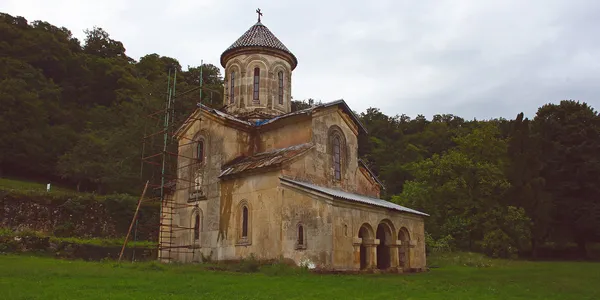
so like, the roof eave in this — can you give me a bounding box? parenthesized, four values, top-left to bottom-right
(220, 46, 298, 70)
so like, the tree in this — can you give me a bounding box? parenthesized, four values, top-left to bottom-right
(532, 100, 600, 257)
(395, 122, 526, 256)
(506, 112, 553, 258)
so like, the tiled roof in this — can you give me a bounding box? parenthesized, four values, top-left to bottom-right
(280, 177, 429, 217)
(219, 143, 313, 178)
(221, 22, 297, 68)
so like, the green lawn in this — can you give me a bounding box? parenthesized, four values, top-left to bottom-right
(0, 254, 598, 299)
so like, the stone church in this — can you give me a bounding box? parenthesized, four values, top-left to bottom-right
(160, 15, 428, 272)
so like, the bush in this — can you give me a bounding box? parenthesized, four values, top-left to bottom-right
(481, 229, 518, 259)
(425, 232, 455, 254)
(237, 253, 260, 273)
(260, 257, 307, 276)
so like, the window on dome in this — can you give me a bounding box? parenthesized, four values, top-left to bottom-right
(278, 71, 284, 105)
(230, 72, 235, 104)
(253, 67, 260, 102)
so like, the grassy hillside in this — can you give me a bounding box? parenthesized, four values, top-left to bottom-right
(0, 178, 74, 193)
(0, 253, 598, 299)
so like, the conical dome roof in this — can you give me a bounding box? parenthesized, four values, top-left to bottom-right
(220, 22, 298, 70)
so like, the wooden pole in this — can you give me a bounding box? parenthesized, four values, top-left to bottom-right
(119, 180, 149, 262)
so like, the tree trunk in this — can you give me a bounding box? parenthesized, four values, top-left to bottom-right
(76, 180, 81, 192)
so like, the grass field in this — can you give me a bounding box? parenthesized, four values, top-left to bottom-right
(0, 253, 598, 299)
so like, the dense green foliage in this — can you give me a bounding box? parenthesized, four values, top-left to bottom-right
(1, 254, 599, 299)
(361, 104, 600, 258)
(0, 13, 223, 194)
(1, 12, 599, 259)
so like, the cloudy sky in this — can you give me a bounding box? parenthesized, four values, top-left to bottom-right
(2, 0, 599, 120)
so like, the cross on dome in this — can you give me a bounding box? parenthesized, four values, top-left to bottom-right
(256, 8, 262, 22)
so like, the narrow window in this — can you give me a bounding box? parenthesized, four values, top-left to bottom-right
(253, 67, 260, 102)
(193, 214, 200, 240)
(197, 140, 204, 163)
(242, 206, 248, 238)
(230, 72, 235, 104)
(278, 71, 284, 105)
(298, 225, 304, 245)
(333, 136, 341, 180)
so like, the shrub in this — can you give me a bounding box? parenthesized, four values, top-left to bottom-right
(237, 253, 260, 273)
(482, 229, 518, 259)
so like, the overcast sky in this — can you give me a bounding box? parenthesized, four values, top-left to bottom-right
(2, 0, 599, 120)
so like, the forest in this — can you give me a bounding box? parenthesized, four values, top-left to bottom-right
(1, 12, 599, 259)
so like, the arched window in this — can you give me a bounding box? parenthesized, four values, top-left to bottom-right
(278, 71, 284, 105)
(196, 139, 204, 163)
(230, 72, 235, 104)
(253, 67, 260, 102)
(242, 206, 248, 238)
(193, 213, 200, 240)
(333, 135, 341, 180)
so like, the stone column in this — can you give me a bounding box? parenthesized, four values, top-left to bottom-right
(352, 237, 362, 270)
(389, 240, 401, 271)
(368, 239, 380, 269)
(408, 240, 417, 271)
(242, 70, 248, 109)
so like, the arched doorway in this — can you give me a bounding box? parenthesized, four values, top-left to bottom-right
(398, 227, 410, 269)
(376, 222, 393, 270)
(358, 224, 373, 270)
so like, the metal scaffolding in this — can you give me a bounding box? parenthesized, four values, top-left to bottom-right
(139, 62, 221, 262)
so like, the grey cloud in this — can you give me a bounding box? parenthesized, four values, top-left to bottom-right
(2, 0, 599, 120)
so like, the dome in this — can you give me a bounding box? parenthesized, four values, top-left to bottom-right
(220, 22, 298, 70)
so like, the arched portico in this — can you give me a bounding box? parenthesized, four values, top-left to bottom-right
(354, 223, 376, 270)
(376, 221, 396, 270)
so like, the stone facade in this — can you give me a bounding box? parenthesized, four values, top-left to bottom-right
(158, 19, 427, 272)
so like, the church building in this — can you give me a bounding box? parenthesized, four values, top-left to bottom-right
(160, 13, 428, 272)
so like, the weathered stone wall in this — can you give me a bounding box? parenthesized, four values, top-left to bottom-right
(223, 53, 292, 117)
(0, 189, 159, 241)
(280, 181, 334, 268)
(257, 117, 312, 152)
(166, 112, 251, 262)
(279, 182, 426, 271)
(214, 171, 282, 262)
(356, 168, 381, 198)
(281, 106, 380, 198)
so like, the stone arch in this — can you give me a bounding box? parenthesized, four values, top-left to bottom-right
(398, 227, 411, 269)
(225, 63, 242, 106)
(244, 54, 271, 69)
(295, 222, 306, 249)
(245, 58, 269, 106)
(191, 208, 203, 245)
(271, 62, 290, 108)
(236, 199, 251, 244)
(376, 221, 394, 270)
(327, 125, 348, 181)
(357, 223, 374, 270)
